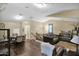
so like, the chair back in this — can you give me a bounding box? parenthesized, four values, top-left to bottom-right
(16, 36, 23, 43)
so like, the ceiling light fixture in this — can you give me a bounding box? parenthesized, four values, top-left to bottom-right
(14, 15, 23, 20)
(34, 3, 47, 8)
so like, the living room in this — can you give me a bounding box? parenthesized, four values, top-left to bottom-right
(0, 3, 79, 56)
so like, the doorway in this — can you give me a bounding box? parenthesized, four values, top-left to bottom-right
(24, 25, 30, 39)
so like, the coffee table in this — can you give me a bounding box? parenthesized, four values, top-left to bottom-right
(55, 41, 79, 56)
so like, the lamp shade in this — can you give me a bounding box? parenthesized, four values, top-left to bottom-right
(71, 35, 79, 44)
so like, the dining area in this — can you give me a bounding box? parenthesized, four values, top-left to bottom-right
(0, 29, 26, 56)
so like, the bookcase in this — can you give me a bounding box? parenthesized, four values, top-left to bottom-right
(0, 29, 10, 56)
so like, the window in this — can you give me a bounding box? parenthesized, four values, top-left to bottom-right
(48, 24, 53, 34)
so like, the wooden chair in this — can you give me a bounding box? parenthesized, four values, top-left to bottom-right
(14, 35, 25, 48)
(16, 36, 23, 43)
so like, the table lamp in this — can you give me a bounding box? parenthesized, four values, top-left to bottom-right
(71, 35, 79, 55)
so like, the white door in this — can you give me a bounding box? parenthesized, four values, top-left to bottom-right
(24, 25, 30, 39)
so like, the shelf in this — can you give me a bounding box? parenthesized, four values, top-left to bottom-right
(0, 29, 10, 56)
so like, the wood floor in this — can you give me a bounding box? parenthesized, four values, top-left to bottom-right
(10, 39, 77, 56)
(10, 39, 41, 56)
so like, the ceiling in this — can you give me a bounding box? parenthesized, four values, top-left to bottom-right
(48, 9, 79, 18)
(0, 3, 79, 22)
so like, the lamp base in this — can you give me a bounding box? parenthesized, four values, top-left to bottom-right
(76, 44, 79, 56)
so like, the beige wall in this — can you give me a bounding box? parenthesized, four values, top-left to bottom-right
(43, 20, 79, 34)
(30, 21, 44, 34)
(0, 19, 79, 39)
(0, 21, 22, 36)
(0, 21, 44, 39)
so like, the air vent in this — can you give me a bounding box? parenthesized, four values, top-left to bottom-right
(0, 3, 8, 12)
(29, 16, 33, 19)
(25, 6, 29, 8)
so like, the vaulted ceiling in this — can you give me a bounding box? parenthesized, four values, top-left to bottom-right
(48, 9, 79, 18)
(0, 3, 79, 22)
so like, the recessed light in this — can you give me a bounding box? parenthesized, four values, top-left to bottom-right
(34, 3, 47, 8)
